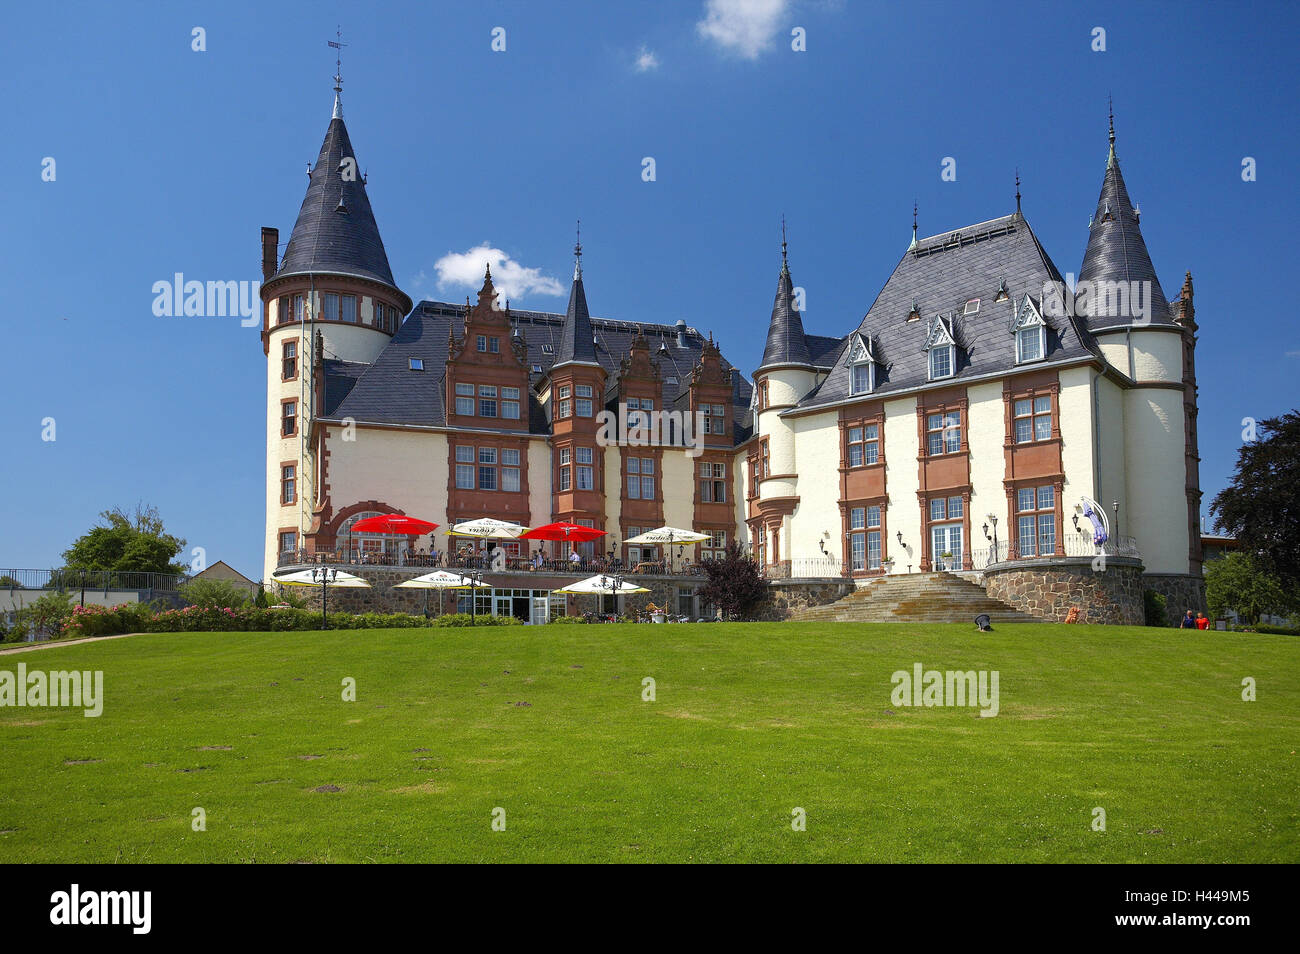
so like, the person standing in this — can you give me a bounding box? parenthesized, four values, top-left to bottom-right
(1196, 612, 1210, 630)
(1179, 609, 1196, 629)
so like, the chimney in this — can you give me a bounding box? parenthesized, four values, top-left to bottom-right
(260, 227, 279, 281)
(675, 318, 688, 348)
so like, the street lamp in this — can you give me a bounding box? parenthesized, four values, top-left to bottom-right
(1112, 500, 1120, 539)
(460, 570, 484, 620)
(310, 566, 338, 630)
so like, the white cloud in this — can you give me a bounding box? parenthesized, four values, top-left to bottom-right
(635, 46, 660, 72)
(432, 244, 565, 302)
(696, 0, 789, 60)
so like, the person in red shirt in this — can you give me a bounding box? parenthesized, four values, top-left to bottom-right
(1195, 612, 1210, 630)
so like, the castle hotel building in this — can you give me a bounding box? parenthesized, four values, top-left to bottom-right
(260, 85, 1204, 620)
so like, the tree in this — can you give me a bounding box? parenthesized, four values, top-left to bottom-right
(179, 578, 253, 609)
(697, 542, 769, 620)
(62, 504, 187, 576)
(1211, 410, 1300, 590)
(1205, 551, 1294, 625)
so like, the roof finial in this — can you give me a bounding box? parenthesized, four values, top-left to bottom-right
(1107, 94, 1116, 167)
(780, 215, 789, 273)
(573, 218, 583, 280)
(909, 201, 918, 249)
(329, 27, 347, 118)
(1015, 169, 1022, 215)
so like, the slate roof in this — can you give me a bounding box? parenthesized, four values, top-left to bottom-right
(275, 98, 400, 291)
(792, 212, 1101, 413)
(1077, 146, 1173, 327)
(554, 269, 599, 367)
(325, 300, 753, 446)
(758, 259, 814, 369)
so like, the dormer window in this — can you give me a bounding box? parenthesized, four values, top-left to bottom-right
(924, 317, 958, 381)
(929, 344, 953, 379)
(542, 344, 554, 355)
(907, 298, 921, 322)
(847, 333, 876, 395)
(964, 298, 981, 315)
(994, 279, 1009, 303)
(1013, 296, 1048, 364)
(409, 357, 424, 371)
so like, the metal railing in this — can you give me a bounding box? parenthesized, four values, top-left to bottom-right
(970, 534, 1140, 569)
(761, 557, 849, 580)
(0, 568, 189, 592)
(275, 550, 708, 578)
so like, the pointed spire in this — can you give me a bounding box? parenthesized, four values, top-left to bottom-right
(329, 27, 346, 119)
(1107, 94, 1116, 168)
(1078, 106, 1172, 326)
(909, 201, 918, 249)
(553, 229, 598, 368)
(1015, 169, 1022, 216)
(758, 225, 813, 370)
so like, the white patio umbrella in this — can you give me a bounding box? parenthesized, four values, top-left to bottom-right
(395, 569, 488, 615)
(554, 573, 650, 621)
(445, 518, 530, 538)
(622, 526, 710, 571)
(272, 567, 370, 630)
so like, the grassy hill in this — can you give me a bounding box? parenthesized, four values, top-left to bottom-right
(0, 622, 1295, 863)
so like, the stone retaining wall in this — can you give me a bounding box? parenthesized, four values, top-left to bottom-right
(766, 579, 855, 620)
(983, 557, 1144, 624)
(1141, 573, 1208, 627)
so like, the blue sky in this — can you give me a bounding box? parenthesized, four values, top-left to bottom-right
(2, 0, 1296, 577)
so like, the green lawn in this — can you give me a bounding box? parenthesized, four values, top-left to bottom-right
(0, 622, 1295, 863)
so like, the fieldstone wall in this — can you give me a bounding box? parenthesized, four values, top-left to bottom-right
(983, 557, 1144, 624)
(766, 580, 855, 619)
(1142, 573, 1208, 627)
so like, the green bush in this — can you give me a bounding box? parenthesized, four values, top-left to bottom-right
(16, 590, 75, 640)
(547, 615, 588, 624)
(1254, 623, 1300, 636)
(1143, 589, 1168, 627)
(179, 578, 254, 609)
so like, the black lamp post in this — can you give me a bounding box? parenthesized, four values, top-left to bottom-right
(1112, 500, 1120, 540)
(460, 570, 483, 620)
(311, 566, 338, 630)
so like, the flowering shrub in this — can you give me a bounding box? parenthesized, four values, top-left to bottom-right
(432, 613, 524, 627)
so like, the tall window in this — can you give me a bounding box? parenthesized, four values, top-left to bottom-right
(701, 403, 726, 434)
(1016, 485, 1057, 557)
(761, 440, 770, 479)
(847, 506, 882, 571)
(576, 384, 593, 418)
(702, 530, 726, 561)
(479, 384, 498, 418)
(929, 343, 954, 380)
(699, 461, 726, 502)
(576, 447, 594, 490)
(454, 382, 474, 416)
(281, 464, 296, 505)
(847, 423, 879, 467)
(850, 361, 873, 395)
(502, 386, 521, 420)
(478, 447, 498, 490)
(926, 411, 961, 456)
(1013, 395, 1052, 444)
(928, 496, 964, 570)
(292, 295, 304, 322)
(502, 448, 521, 492)
(279, 530, 297, 553)
(281, 339, 297, 380)
(341, 295, 357, 323)
(281, 401, 297, 437)
(557, 385, 571, 419)
(626, 457, 654, 499)
(277, 296, 290, 326)
(323, 293, 340, 321)
(455, 446, 475, 489)
(559, 447, 572, 492)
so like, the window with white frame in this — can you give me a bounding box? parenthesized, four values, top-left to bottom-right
(847, 333, 876, 395)
(846, 423, 879, 467)
(929, 343, 954, 379)
(454, 382, 474, 416)
(926, 411, 961, 456)
(455, 445, 475, 489)
(502, 386, 520, 420)
(478, 384, 498, 418)
(702, 529, 726, 561)
(576, 446, 593, 490)
(559, 447, 571, 492)
(626, 457, 654, 499)
(557, 384, 571, 419)
(502, 447, 521, 492)
(1013, 296, 1048, 364)
(1016, 485, 1056, 556)
(478, 447, 498, 490)
(1013, 395, 1052, 444)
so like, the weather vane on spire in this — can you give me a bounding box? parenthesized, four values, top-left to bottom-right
(329, 27, 347, 94)
(1015, 169, 1022, 214)
(574, 219, 583, 279)
(910, 201, 918, 248)
(781, 215, 788, 268)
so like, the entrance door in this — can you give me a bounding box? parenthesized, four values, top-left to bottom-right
(931, 524, 963, 570)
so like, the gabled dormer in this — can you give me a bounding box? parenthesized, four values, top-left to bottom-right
(1011, 295, 1048, 364)
(690, 334, 733, 447)
(846, 332, 878, 396)
(446, 265, 530, 433)
(924, 315, 959, 381)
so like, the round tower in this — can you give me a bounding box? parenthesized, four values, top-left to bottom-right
(259, 83, 411, 583)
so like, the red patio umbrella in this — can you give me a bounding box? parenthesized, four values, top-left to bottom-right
(520, 522, 607, 543)
(347, 514, 440, 564)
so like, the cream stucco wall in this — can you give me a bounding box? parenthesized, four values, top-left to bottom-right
(264, 323, 312, 582)
(966, 381, 1004, 552)
(883, 397, 921, 573)
(1123, 389, 1188, 574)
(1058, 366, 1098, 517)
(1095, 376, 1129, 551)
(603, 445, 622, 534)
(788, 410, 841, 574)
(527, 440, 552, 529)
(324, 427, 452, 529)
(1129, 329, 1184, 383)
(661, 449, 696, 533)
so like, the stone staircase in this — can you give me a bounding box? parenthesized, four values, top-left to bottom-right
(789, 572, 1042, 624)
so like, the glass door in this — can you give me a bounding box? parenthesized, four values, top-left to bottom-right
(931, 525, 963, 570)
